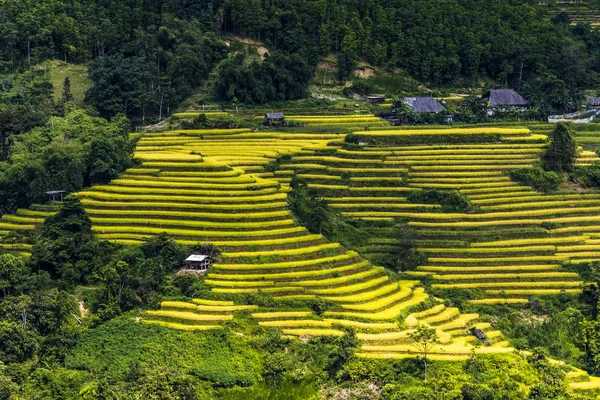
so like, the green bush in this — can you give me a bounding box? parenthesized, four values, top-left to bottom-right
(572, 163, 600, 188)
(407, 189, 470, 212)
(543, 122, 577, 172)
(509, 166, 561, 193)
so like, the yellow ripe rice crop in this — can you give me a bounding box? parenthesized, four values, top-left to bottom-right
(297, 174, 342, 180)
(432, 281, 582, 289)
(87, 209, 290, 220)
(222, 243, 340, 258)
(252, 311, 313, 319)
(192, 299, 234, 306)
(0, 222, 35, 230)
(81, 199, 287, 211)
(324, 319, 397, 330)
(161, 301, 198, 310)
(411, 164, 530, 171)
(421, 307, 460, 323)
(301, 264, 381, 286)
(435, 314, 480, 331)
(326, 288, 429, 321)
(471, 236, 590, 247)
(203, 280, 275, 287)
(91, 226, 304, 238)
(328, 167, 408, 174)
(134, 152, 203, 161)
(309, 276, 389, 295)
(91, 217, 293, 229)
(120, 174, 254, 184)
(556, 251, 600, 258)
(293, 156, 381, 164)
(210, 261, 371, 281)
(436, 272, 579, 280)
(357, 330, 412, 341)
(557, 245, 600, 252)
(142, 320, 223, 331)
(428, 256, 569, 263)
(420, 246, 556, 253)
(2, 215, 46, 224)
(85, 185, 279, 197)
(307, 184, 349, 190)
(485, 289, 583, 295)
(341, 286, 412, 311)
(409, 220, 542, 228)
(282, 328, 345, 337)
(419, 265, 561, 272)
(354, 128, 530, 136)
(324, 282, 399, 303)
(330, 203, 436, 210)
(350, 177, 406, 182)
(145, 310, 233, 321)
(468, 298, 529, 305)
(480, 199, 600, 210)
(177, 234, 323, 247)
(110, 178, 277, 190)
(195, 304, 257, 312)
(259, 320, 332, 328)
(215, 252, 356, 270)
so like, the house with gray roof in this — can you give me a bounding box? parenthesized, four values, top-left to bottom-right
(485, 89, 528, 115)
(403, 97, 446, 113)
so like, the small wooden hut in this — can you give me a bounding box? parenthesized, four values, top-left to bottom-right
(184, 254, 214, 272)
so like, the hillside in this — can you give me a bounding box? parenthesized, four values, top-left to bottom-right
(1, 112, 600, 396)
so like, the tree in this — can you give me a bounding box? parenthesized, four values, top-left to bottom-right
(60, 77, 74, 104)
(0, 254, 29, 298)
(86, 54, 150, 119)
(391, 98, 417, 125)
(408, 324, 440, 385)
(543, 122, 577, 172)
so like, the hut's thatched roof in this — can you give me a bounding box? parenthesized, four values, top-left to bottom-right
(404, 97, 445, 113)
(488, 89, 528, 107)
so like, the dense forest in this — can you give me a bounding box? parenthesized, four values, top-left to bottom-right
(2, 0, 600, 119)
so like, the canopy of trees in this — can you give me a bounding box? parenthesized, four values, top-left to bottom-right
(0, 108, 134, 214)
(2, 0, 600, 114)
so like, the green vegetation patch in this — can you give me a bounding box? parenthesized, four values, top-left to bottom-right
(65, 317, 260, 387)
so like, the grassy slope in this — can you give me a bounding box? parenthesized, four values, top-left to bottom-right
(46, 61, 91, 105)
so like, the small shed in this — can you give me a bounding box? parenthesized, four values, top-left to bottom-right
(46, 190, 66, 202)
(367, 95, 386, 104)
(184, 254, 214, 272)
(468, 328, 487, 340)
(265, 112, 284, 121)
(587, 98, 600, 108)
(404, 97, 446, 113)
(487, 89, 528, 107)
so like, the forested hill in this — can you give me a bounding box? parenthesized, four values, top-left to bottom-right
(1, 0, 600, 121)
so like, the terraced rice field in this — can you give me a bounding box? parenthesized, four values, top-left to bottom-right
(272, 126, 600, 304)
(1, 121, 600, 389)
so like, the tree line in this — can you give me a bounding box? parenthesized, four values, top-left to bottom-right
(2, 0, 600, 117)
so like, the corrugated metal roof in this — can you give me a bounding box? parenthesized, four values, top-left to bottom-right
(266, 112, 284, 119)
(489, 89, 528, 106)
(587, 97, 600, 105)
(185, 254, 213, 262)
(403, 97, 445, 113)
(46, 190, 66, 195)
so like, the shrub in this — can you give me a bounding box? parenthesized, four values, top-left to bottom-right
(407, 189, 470, 212)
(572, 163, 600, 188)
(509, 166, 561, 193)
(543, 122, 577, 172)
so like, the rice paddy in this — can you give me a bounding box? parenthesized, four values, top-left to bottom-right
(2, 120, 600, 389)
